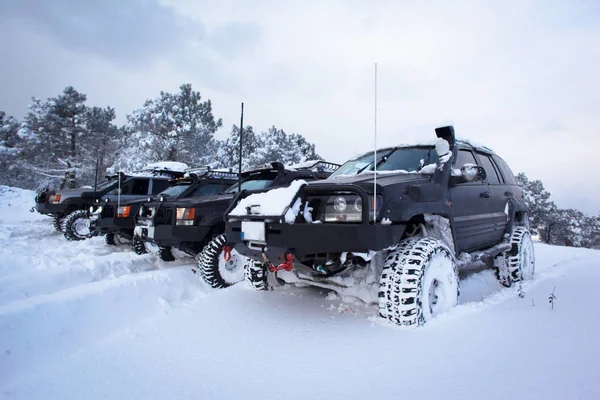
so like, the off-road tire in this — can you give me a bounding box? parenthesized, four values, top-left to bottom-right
(52, 215, 64, 232)
(132, 236, 148, 255)
(158, 245, 175, 262)
(244, 260, 269, 291)
(197, 234, 245, 289)
(496, 226, 535, 287)
(378, 237, 459, 327)
(105, 233, 117, 246)
(62, 210, 97, 241)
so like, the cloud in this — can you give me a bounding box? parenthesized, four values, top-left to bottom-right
(0, 0, 192, 66)
(0, 0, 599, 214)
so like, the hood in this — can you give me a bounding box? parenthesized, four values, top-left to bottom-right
(158, 193, 236, 208)
(308, 172, 430, 193)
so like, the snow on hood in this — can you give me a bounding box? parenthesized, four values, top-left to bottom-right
(228, 180, 306, 218)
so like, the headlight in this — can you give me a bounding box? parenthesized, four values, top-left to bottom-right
(89, 206, 94, 213)
(333, 197, 347, 212)
(116, 205, 131, 218)
(49, 194, 61, 204)
(321, 194, 382, 223)
(176, 207, 196, 225)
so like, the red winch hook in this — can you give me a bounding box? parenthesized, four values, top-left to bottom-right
(262, 251, 294, 272)
(223, 245, 233, 261)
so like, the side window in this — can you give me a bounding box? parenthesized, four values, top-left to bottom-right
(493, 156, 517, 185)
(476, 153, 500, 185)
(117, 180, 133, 195)
(193, 183, 225, 196)
(131, 179, 150, 195)
(455, 149, 477, 168)
(151, 179, 171, 194)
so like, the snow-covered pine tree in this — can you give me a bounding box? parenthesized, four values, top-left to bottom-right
(0, 111, 32, 187)
(215, 124, 259, 170)
(516, 173, 557, 240)
(115, 83, 222, 172)
(251, 126, 323, 167)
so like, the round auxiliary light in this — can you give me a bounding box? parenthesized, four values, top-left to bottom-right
(333, 196, 347, 212)
(354, 197, 362, 212)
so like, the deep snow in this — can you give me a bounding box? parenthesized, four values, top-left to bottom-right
(1, 186, 599, 400)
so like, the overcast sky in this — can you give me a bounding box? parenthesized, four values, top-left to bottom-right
(0, 0, 598, 214)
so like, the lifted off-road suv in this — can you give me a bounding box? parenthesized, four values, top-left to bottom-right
(135, 161, 339, 288)
(90, 167, 233, 251)
(225, 126, 535, 327)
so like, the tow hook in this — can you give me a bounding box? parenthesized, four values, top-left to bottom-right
(223, 245, 233, 261)
(262, 251, 294, 272)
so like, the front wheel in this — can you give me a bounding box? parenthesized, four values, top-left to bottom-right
(52, 215, 64, 232)
(378, 237, 459, 327)
(197, 234, 245, 289)
(158, 245, 175, 262)
(63, 210, 97, 241)
(132, 236, 148, 255)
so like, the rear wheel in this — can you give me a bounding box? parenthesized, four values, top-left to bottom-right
(378, 237, 459, 327)
(63, 210, 97, 241)
(132, 236, 148, 255)
(158, 245, 175, 262)
(197, 234, 245, 289)
(495, 226, 535, 287)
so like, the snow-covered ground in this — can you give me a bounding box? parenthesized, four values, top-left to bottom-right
(1, 185, 599, 400)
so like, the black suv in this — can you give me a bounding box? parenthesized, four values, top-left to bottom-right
(34, 173, 127, 237)
(60, 168, 185, 241)
(225, 126, 535, 327)
(135, 161, 339, 287)
(93, 168, 238, 252)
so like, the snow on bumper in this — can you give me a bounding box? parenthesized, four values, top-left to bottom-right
(228, 180, 306, 221)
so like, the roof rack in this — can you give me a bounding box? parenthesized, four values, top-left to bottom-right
(291, 160, 340, 173)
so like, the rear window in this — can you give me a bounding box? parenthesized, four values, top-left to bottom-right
(493, 156, 517, 185)
(476, 153, 501, 185)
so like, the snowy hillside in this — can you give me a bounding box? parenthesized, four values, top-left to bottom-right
(1, 186, 599, 400)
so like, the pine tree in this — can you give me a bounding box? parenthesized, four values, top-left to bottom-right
(515, 173, 556, 240)
(117, 83, 222, 171)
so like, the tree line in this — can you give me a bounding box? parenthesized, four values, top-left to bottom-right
(0, 84, 320, 190)
(516, 173, 599, 249)
(1, 84, 597, 249)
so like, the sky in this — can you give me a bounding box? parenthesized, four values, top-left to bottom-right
(0, 0, 598, 215)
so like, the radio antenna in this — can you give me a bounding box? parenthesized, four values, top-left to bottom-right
(238, 102, 244, 192)
(373, 62, 378, 223)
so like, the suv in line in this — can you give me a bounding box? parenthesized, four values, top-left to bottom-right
(225, 126, 534, 327)
(90, 167, 236, 250)
(135, 161, 339, 289)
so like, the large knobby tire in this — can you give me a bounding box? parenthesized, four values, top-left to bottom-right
(496, 226, 535, 287)
(132, 236, 148, 255)
(158, 245, 175, 262)
(244, 260, 269, 291)
(197, 234, 245, 289)
(62, 210, 97, 241)
(105, 233, 130, 246)
(379, 237, 459, 327)
(52, 215, 64, 232)
(105, 233, 117, 246)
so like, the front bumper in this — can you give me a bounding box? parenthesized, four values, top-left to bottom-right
(35, 203, 66, 216)
(226, 221, 406, 262)
(134, 223, 211, 247)
(92, 216, 135, 236)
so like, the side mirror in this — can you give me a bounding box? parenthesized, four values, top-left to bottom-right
(460, 163, 486, 182)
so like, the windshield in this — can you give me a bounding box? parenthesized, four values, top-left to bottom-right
(159, 182, 191, 197)
(329, 149, 394, 178)
(94, 178, 118, 191)
(225, 171, 278, 193)
(377, 147, 437, 172)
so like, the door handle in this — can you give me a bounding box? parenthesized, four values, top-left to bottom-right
(480, 191, 492, 198)
(505, 191, 513, 197)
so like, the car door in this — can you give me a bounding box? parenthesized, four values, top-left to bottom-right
(474, 152, 508, 244)
(448, 149, 495, 252)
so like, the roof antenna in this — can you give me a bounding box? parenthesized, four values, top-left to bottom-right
(373, 62, 377, 224)
(238, 102, 244, 192)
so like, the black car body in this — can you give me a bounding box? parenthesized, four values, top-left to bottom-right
(134, 161, 339, 256)
(226, 126, 528, 276)
(92, 168, 238, 240)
